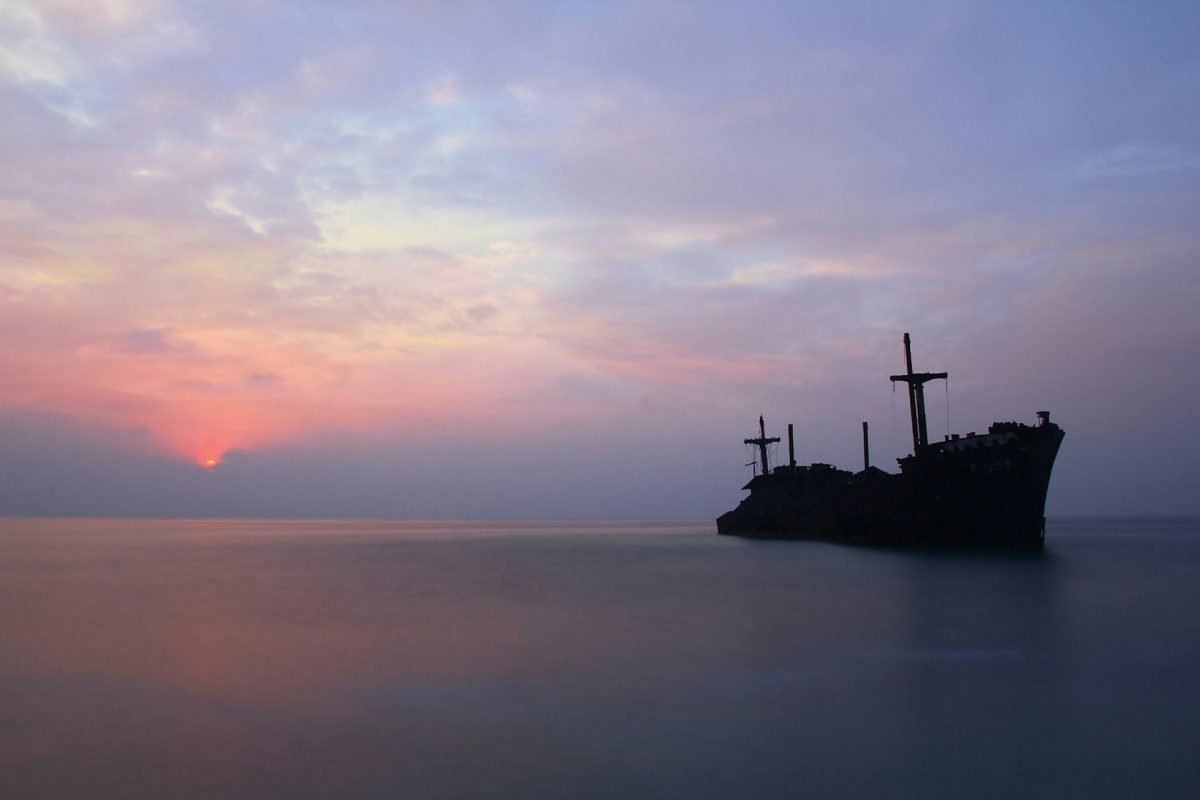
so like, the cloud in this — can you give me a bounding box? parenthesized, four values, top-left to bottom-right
(119, 327, 197, 354)
(0, 0, 1198, 514)
(426, 74, 460, 106)
(1080, 144, 1200, 179)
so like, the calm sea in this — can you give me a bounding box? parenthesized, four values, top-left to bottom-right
(1, 517, 1198, 799)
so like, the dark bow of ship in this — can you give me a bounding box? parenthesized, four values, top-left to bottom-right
(716, 334, 1064, 548)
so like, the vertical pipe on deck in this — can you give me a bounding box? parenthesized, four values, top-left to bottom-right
(862, 421, 870, 471)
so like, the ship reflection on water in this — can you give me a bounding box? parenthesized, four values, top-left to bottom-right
(1, 518, 1197, 798)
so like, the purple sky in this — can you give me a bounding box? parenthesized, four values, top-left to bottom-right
(1, 0, 1198, 517)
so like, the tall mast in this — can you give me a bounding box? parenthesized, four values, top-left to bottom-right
(744, 415, 781, 477)
(889, 333, 948, 452)
(902, 333, 919, 451)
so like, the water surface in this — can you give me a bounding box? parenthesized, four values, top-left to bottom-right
(1, 517, 1198, 798)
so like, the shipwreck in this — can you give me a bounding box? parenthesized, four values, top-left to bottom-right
(716, 334, 1064, 548)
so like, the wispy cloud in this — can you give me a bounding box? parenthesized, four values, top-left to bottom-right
(0, 1, 1198, 513)
(1080, 144, 1200, 179)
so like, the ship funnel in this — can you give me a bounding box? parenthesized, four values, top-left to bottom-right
(862, 421, 870, 471)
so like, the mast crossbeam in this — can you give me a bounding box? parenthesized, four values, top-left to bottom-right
(889, 334, 947, 452)
(744, 415, 780, 476)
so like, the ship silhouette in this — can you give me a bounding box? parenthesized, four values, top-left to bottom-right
(716, 334, 1064, 548)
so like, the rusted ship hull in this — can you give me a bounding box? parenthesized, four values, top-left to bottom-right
(717, 334, 1065, 549)
(716, 420, 1064, 548)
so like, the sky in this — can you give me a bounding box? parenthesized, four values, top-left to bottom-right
(0, 0, 1198, 517)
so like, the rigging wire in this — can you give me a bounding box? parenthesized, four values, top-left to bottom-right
(891, 381, 896, 437)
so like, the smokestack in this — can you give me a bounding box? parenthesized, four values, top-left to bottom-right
(787, 424, 796, 468)
(862, 421, 870, 471)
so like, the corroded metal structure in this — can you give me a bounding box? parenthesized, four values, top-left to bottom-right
(716, 334, 1065, 548)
